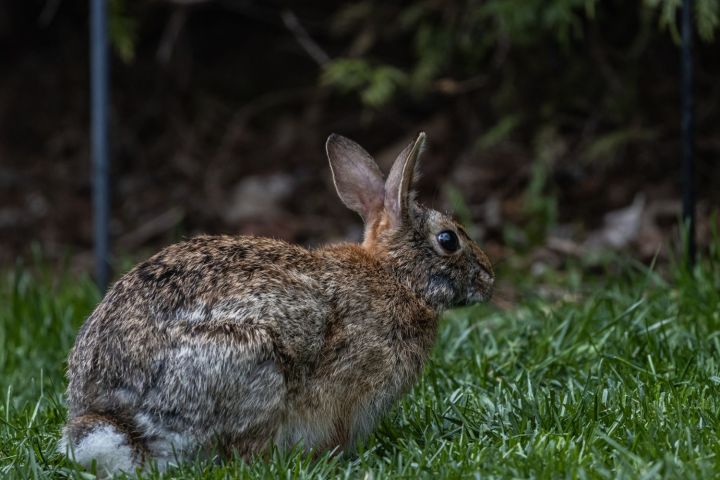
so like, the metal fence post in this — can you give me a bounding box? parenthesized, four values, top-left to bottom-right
(681, 0, 696, 266)
(90, 0, 110, 291)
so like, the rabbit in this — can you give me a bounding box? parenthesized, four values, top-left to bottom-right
(58, 132, 494, 477)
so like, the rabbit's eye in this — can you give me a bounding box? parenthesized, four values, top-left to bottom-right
(436, 230, 459, 252)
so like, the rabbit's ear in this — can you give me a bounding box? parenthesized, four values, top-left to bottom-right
(326, 134, 385, 222)
(384, 132, 426, 227)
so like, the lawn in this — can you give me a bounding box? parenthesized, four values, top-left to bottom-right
(1, 244, 720, 479)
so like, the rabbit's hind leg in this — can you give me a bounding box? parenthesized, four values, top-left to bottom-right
(144, 323, 288, 460)
(59, 413, 145, 477)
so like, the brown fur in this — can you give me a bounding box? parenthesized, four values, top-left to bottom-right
(60, 132, 494, 474)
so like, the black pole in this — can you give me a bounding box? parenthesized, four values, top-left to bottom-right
(90, 0, 110, 291)
(681, 0, 696, 266)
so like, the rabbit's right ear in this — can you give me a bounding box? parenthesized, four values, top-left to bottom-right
(384, 132, 425, 228)
(326, 134, 385, 223)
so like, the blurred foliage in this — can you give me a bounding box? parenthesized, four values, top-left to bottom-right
(648, 0, 719, 40)
(321, 60, 407, 107)
(109, 0, 137, 63)
(524, 127, 561, 245)
(323, 0, 718, 108)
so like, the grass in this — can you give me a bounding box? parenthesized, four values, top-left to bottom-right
(1, 243, 720, 479)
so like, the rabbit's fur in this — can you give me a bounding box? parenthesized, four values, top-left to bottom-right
(59, 133, 494, 476)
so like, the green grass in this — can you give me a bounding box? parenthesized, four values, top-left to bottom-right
(1, 246, 720, 479)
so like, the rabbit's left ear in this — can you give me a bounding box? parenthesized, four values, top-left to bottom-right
(326, 134, 385, 223)
(384, 132, 425, 227)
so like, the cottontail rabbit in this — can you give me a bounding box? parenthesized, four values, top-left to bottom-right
(59, 132, 494, 476)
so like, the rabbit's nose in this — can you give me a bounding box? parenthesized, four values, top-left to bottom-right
(478, 267, 494, 286)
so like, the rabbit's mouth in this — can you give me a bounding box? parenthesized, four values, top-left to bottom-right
(466, 288, 492, 304)
(424, 272, 493, 309)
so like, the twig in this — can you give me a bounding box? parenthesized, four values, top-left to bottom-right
(38, 0, 62, 26)
(117, 207, 185, 249)
(157, 7, 188, 64)
(432, 75, 487, 95)
(281, 9, 331, 66)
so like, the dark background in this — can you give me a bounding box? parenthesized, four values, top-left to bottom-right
(1, 0, 718, 275)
